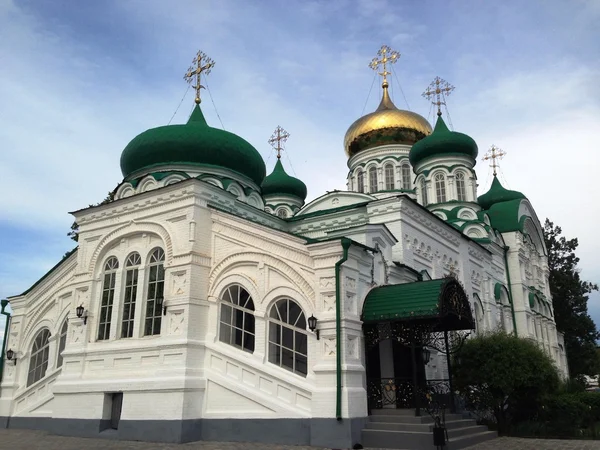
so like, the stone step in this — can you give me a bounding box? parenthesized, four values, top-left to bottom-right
(361, 426, 497, 450)
(364, 420, 482, 434)
(368, 413, 465, 424)
(371, 408, 417, 416)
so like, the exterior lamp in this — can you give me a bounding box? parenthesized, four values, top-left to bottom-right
(307, 315, 319, 340)
(76, 304, 88, 325)
(156, 297, 167, 315)
(6, 349, 16, 365)
(422, 347, 431, 365)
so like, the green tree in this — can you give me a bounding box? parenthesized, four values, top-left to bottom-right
(68, 189, 116, 242)
(452, 332, 559, 434)
(543, 219, 599, 378)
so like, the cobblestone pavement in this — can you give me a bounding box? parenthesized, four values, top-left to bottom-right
(1, 429, 600, 450)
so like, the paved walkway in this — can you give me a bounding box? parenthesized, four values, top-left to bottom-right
(1, 429, 600, 450)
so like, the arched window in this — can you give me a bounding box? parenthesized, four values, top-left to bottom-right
(369, 166, 378, 193)
(268, 299, 308, 376)
(219, 285, 255, 352)
(456, 172, 467, 201)
(357, 170, 364, 193)
(28, 329, 50, 386)
(277, 209, 288, 219)
(145, 248, 165, 336)
(420, 179, 428, 206)
(384, 164, 394, 190)
(98, 256, 119, 341)
(473, 295, 484, 333)
(402, 163, 411, 190)
(56, 320, 68, 368)
(122, 252, 141, 338)
(434, 173, 447, 203)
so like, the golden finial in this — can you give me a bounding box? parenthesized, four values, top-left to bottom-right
(482, 145, 506, 176)
(423, 76, 455, 117)
(268, 126, 290, 159)
(184, 50, 215, 104)
(369, 45, 400, 88)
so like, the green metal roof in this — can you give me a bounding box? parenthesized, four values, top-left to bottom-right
(485, 198, 526, 233)
(362, 279, 448, 322)
(261, 159, 307, 200)
(478, 176, 526, 210)
(409, 116, 478, 167)
(120, 105, 266, 185)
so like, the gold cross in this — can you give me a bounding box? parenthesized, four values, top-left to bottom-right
(184, 50, 215, 104)
(369, 45, 400, 86)
(423, 76, 455, 117)
(482, 145, 506, 176)
(268, 126, 290, 159)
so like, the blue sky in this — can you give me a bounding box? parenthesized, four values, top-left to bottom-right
(1, 0, 599, 339)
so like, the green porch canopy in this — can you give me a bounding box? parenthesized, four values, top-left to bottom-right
(361, 278, 474, 330)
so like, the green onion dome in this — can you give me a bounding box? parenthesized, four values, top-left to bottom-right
(478, 175, 526, 210)
(120, 105, 266, 185)
(409, 116, 478, 167)
(261, 159, 307, 201)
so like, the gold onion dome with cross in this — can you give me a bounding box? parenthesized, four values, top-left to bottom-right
(344, 46, 433, 158)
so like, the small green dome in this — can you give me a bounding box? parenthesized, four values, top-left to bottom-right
(478, 176, 526, 210)
(409, 116, 478, 167)
(120, 105, 266, 185)
(261, 159, 307, 201)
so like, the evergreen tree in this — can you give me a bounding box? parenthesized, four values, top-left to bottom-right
(543, 219, 599, 377)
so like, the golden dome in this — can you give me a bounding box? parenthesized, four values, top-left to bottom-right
(344, 83, 433, 158)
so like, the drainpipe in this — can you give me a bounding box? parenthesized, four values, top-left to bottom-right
(503, 247, 518, 337)
(0, 299, 11, 383)
(335, 238, 352, 421)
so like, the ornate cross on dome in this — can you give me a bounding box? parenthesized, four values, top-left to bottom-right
(184, 50, 215, 104)
(422, 76, 455, 117)
(369, 45, 400, 87)
(268, 126, 290, 159)
(482, 145, 506, 176)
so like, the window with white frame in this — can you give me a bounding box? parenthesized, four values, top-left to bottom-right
(402, 163, 411, 190)
(219, 285, 255, 352)
(27, 329, 50, 386)
(357, 170, 364, 193)
(434, 173, 447, 203)
(384, 164, 394, 190)
(98, 256, 119, 341)
(56, 320, 68, 368)
(268, 299, 308, 376)
(144, 248, 165, 336)
(369, 166, 378, 193)
(277, 209, 288, 218)
(456, 172, 467, 201)
(121, 252, 141, 338)
(420, 179, 428, 206)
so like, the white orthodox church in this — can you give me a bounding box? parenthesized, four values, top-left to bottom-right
(0, 48, 568, 449)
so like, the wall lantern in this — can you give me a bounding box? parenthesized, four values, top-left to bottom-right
(307, 315, 319, 340)
(76, 304, 88, 325)
(156, 297, 167, 315)
(6, 349, 16, 365)
(422, 347, 431, 365)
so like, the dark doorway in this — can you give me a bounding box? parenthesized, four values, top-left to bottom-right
(110, 393, 123, 430)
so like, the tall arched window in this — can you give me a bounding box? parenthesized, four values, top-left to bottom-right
(219, 285, 255, 352)
(434, 173, 447, 203)
(456, 172, 467, 201)
(28, 329, 50, 386)
(420, 179, 428, 206)
(384, 164, 394, 190)
(56, 320, 68, 368)
(268, 299, 308, 377)
(122, 252, 141, 338)
(402, 163, 411, 190)
(369, 166, 378, 193)
(357, 170, 364, 193)
(145, 248, 165, 336)
(98, 256, 119, 341)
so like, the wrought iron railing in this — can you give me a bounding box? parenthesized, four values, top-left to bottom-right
(367, 377, 452, 414)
